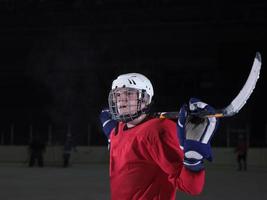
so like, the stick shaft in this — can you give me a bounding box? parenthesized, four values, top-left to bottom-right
(158, 111, 224, 119)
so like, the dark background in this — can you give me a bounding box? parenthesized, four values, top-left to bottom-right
(0, 0, 266, 146)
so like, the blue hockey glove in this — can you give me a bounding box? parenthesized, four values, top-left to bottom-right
(177, 98, 219, 172)
(99, 108, 117, 139)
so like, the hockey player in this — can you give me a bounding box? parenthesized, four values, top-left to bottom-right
(100, 73, 219, 200)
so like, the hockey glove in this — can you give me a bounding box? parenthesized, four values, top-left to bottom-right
(99, 108, 117, 139)
(177, 98, 219, 172)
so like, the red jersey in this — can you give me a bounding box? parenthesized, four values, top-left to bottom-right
(109, 118, 205, 200)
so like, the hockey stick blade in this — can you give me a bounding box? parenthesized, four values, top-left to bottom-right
(220, 52, 261, 117)
(159, 52, 262, 119)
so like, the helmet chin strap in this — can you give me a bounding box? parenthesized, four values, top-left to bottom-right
(126, 115, 146, 127)
(119, 106, 151, 123)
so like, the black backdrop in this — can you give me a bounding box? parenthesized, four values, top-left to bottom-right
(0, 0, 266, 146)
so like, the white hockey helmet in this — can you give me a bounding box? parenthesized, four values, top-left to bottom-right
(108, 73, 154, 122)
(111, 73, 154, 103)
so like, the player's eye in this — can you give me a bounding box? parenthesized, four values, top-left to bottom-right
(116, 93, 121, 97)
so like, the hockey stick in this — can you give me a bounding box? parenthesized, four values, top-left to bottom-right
(158, 52, 262, 119)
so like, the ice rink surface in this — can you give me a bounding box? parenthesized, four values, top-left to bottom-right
(0, 163, 266, 200)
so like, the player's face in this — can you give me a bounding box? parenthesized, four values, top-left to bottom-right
(113, 88, 140, 115)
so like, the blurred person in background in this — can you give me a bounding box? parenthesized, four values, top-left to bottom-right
(235, 133, 248, 171)
(28, 136, 46, 167)
(62, 133, 77, 167)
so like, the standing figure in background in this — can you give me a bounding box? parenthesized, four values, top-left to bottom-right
(28, 136, 46, 167)
(63, 134, 76, 167)
(235, 134, 248, 171)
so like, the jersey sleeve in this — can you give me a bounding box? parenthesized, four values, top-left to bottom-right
(144, 119, 205, 195)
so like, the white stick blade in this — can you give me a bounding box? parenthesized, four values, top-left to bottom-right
(224, 52, 262, 116)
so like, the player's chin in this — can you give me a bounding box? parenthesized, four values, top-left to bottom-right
(118, 109, 137, 116)
(118, 108, 128, 114)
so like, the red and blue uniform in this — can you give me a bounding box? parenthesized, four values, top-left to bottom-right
(109, 118, 205, 200)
